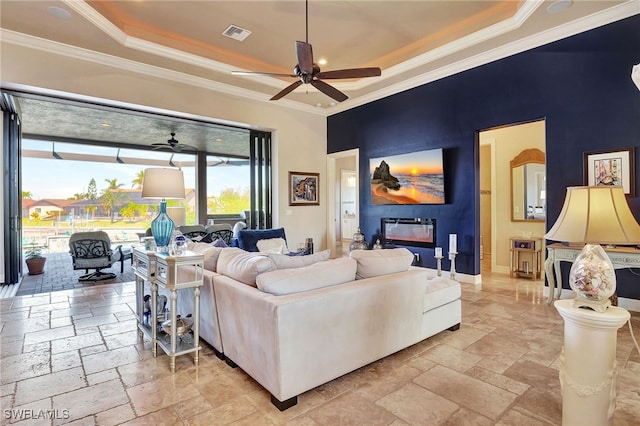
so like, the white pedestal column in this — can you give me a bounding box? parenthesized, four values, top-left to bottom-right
(554, 299, 630, 426)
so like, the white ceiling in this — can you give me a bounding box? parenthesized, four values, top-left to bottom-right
(1, 0, 638, 152)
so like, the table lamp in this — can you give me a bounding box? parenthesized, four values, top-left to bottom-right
(142, 168, 185, 252)
(166, 206, 186, 227)
(545, 186, 640, 312)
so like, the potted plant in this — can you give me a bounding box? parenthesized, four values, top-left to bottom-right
(25, 244, 46, 275)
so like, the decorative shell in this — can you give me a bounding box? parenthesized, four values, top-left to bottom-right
(568, 244, 615, 301)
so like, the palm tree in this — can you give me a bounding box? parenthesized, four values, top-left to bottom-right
(101, 178, 125, 223)
(22, 191, 33, 199)
(132, 170, 144, 189)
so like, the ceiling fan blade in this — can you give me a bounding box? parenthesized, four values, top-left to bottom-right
(296, 41, 314, 75)
(310, 79, 348, 102)
(232, 71, 298, 78)
(270, 80, 303, 100)
(316, 67, 382, 80)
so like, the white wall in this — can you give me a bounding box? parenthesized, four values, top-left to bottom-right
(1, 43, 328, 251)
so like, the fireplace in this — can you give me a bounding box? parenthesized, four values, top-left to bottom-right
(381, 218, 436, 248)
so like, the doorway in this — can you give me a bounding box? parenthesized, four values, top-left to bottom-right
(326, 149, 359, 258)
(478, 119, 546, 276)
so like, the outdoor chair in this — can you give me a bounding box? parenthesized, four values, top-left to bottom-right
(69, 231, 132, 281)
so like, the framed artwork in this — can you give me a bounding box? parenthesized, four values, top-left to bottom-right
(369, 148, 445, 205)
(583, 147, 635, 196)
(289, 171, 319, 206)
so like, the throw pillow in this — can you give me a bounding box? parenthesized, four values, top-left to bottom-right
(256, 257, 357, 295)
(256, 237, 289, 254)
(232, 221, 247, 238)
(217, 248, 276, 287)
(268, 249, 330, 269)
(212, 238, 228, 248)
(349, 248, 414, 279)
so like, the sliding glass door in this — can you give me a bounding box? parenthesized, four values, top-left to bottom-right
(1, 93, 22, 285)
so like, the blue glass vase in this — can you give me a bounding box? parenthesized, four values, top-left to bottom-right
(151, 201, 174, 251)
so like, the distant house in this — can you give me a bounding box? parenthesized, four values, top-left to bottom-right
(22, 188, 196, 220)
(22, 198, 77, 220)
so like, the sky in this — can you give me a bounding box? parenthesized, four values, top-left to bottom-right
(369, 148, 444, 176)
(22, 140, 249, 200)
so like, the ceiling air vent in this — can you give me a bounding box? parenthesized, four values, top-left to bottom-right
(222, 25, 252, 41)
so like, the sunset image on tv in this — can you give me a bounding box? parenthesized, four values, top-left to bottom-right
(370, 148, 445, 205)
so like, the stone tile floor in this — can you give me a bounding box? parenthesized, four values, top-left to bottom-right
(1, 262, 639, 425)
(15, 251, 135, 297)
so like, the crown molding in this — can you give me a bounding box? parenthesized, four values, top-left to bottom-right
(61, 0, 286, 90)
(60, 0, 543, 93)
(2, 1, 638, 116)
(0, 29, 324, 116)
(377, 0, 542, 85)
(330, 0, 640, 114)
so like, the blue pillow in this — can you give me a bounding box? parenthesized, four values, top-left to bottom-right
(237, 228, 287, 252)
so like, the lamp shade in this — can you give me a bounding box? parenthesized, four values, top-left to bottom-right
(166, 206, 186, 226)
(545, 186, 640, 245)
(141, 168, 185, 199)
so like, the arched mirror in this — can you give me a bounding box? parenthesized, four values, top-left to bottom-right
(511, 148, 546, 222)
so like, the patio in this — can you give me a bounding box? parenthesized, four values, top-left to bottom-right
(15, 249, 136, 297)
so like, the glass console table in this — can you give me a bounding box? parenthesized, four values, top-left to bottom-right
(133, 247, 204, 372)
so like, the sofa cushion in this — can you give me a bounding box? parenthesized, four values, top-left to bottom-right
(256, 237, 289, 254)
(187, 242, 224, 272)
(268, 249, 331, 269)
(423, 278, 461, 312)
(349, 248, 414, 279)
(237, 228, 287, 252)
(256, 257, 357, 295)
(217, 248, 275, 287)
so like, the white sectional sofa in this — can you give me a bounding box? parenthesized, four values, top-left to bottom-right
(176, 244, 461, 410)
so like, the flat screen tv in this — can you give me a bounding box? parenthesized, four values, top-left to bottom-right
(381, 218, 436, 248)
(370, 148, 445, 205)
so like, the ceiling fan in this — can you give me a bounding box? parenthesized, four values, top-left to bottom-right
(151, 132, 197, 152)
(232, 0, 381, 102)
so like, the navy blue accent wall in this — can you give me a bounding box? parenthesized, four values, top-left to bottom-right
(327, 15, 640, 298)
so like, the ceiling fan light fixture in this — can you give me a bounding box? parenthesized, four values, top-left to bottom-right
(232, 0, 381, 102)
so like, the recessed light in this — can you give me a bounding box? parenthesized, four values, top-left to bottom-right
(314, 103, 322, 107)
(318, 58, 327, 66)
(547, 0, 572, 14)
(101, 122, 111, 128)
(216, 138, 223, 142)
(47, 6, 72, 19)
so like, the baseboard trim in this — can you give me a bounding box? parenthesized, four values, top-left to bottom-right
(424, 268, 481, 285)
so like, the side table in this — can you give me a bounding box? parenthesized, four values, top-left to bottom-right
(133, 248, 204, 372)
(509, 237, 542, 280)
